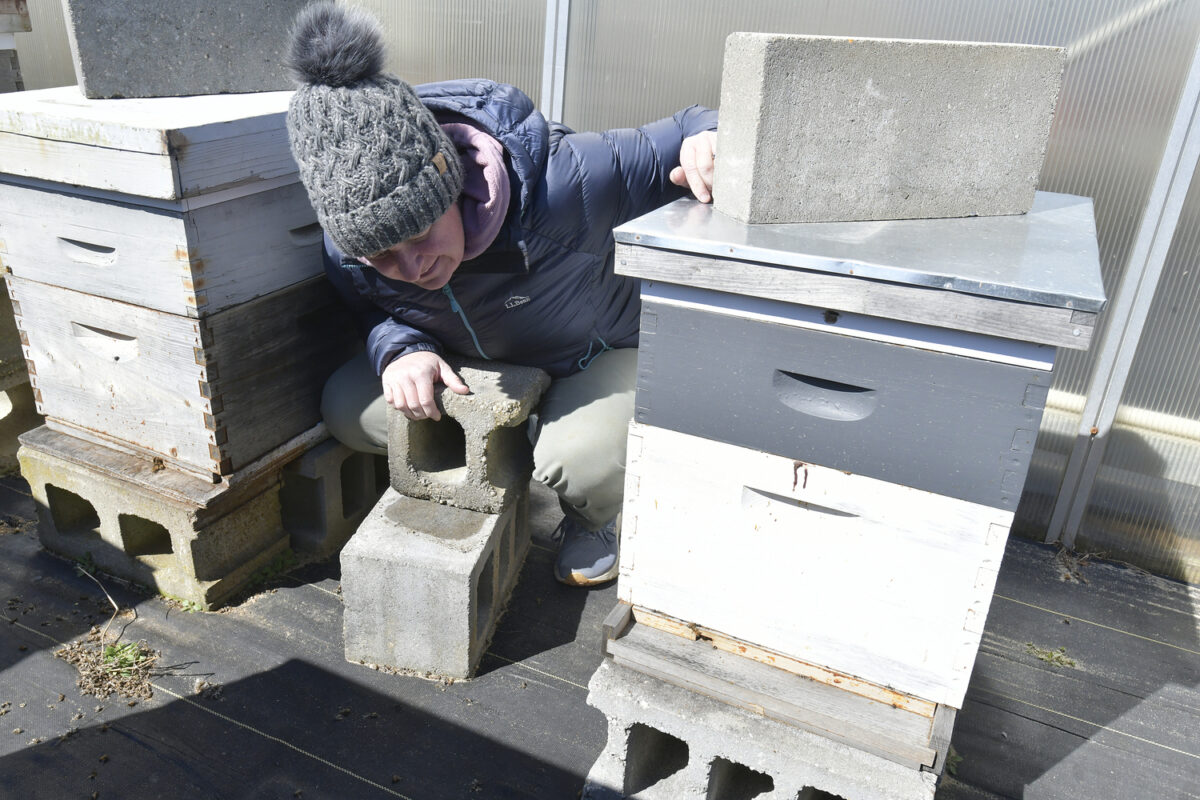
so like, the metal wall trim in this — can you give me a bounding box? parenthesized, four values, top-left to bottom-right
(1046, 36, 1200, 547)
(540, 0, 569, 122)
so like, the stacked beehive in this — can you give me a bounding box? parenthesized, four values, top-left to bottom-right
(585, 35, 1106, 800)
(0, 87, 361, 607)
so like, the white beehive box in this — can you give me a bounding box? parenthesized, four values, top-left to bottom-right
(8, 275, 359, 478)
(0, 86, 297, 200)
(0, 87, 323, 317)
(620, 422, 1012, 709)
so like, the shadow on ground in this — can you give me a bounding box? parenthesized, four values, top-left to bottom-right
(0, 658, 587, 799)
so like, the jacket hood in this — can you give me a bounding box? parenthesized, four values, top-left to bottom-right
(417, 80, 549, 214)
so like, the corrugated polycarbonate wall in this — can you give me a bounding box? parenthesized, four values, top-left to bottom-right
(348, 0, 545, 101)
(11, 0, 75, 90)
(1076, 156, 1200, 581)
(9, 0, 1200, 580)
(564, 0, 1200, 581)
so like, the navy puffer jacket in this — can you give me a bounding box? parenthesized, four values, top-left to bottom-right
(322, 80, 718, 378)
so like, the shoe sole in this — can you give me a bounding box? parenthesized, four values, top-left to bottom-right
(555, 564, 619, 587)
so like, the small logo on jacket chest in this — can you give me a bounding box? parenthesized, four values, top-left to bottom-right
(504, 295, 531, 309)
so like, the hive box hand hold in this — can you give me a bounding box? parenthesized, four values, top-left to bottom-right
(713, 33, 1066, 224)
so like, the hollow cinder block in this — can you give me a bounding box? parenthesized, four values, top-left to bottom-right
(17, 425, 289, 610)
(341, 486, 530, 680)
(712, 33, 1065, 224)
(583, 661, 937, 800)
(387, 357, 550, 514)
(61, 0, 308, 98)
(280, 437, 387, 559)
(0, 49, 22, 94)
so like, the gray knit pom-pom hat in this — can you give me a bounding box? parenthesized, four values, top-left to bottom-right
(285, 1, 463, 258)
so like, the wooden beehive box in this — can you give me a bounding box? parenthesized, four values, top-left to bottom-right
(8, 274, 358, 479)
(0, 87, 323, 316)
(612, 194, 1106, 711)
(0, 86, 296, 199)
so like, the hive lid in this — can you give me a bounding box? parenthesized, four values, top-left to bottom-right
(0, 86, 296, 199)
(615, 192, 1106, 313)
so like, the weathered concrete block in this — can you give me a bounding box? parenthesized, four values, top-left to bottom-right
(280, 437, 387, 558)
(17, 426, 289, 610)
(388, 357, 550, 514)
(713, 33, 1065, 224)
(61, 0, 309, 98)
(341, 486, 530, 679)
(583, 660, 938, 800)
(0, 50, 22, 94)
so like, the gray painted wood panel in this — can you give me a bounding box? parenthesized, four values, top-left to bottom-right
(636, 299, 1051, 509)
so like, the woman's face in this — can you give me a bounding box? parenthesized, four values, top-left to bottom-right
(357, 202, 465, 290)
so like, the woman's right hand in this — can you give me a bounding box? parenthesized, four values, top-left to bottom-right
(381, 351, 470, 421)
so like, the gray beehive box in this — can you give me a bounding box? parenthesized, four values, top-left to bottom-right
(712, 33, 1066, 224)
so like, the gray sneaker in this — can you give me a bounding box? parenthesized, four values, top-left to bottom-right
(552, 515, 619, 586)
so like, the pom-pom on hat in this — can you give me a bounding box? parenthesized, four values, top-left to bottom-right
(285, 1, 463, 259)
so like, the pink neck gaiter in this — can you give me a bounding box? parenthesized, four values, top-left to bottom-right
(441, 121, 511, 261)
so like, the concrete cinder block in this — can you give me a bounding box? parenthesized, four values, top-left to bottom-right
(341, 486, 530, 680)
(583, 660, 938, 800)
(0, 50, 22, 94)
(280, 437, 387, 559)
(713, 33, 1065, 224)
(17, 426, 289, 610)
(61, 0, 308, 98)
(388, 357, 551, 514)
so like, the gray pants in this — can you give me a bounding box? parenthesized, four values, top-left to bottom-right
(320, 347, 637, 530)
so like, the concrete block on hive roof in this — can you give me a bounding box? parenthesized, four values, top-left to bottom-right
(61, 0, 308, 98)
(388, 357, 551, 514)
(712, 32, 1065, 224)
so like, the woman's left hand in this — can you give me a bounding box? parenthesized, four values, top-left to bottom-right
(670, 130, 717, 203)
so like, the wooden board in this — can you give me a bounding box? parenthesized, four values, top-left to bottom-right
(9, 275, 357, 476)
(0, 179, 322, 317)
(616, 244, 1096, 350)
(607, 619, 939, 770)
(0, 87, 295, 199)
(949, 539, 1200, 798)
(630, 606, 936, 717)
(618, 422, 1014, 708)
